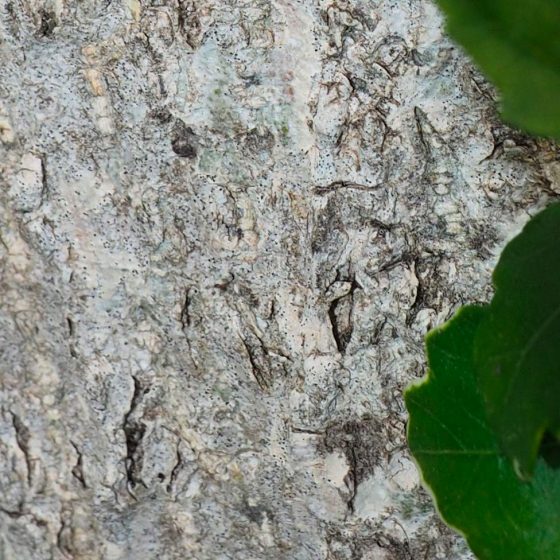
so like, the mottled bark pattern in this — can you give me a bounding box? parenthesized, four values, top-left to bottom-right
(0, 0, 558, 559)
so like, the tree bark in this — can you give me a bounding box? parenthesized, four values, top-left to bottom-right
(0, 1, 558, 558)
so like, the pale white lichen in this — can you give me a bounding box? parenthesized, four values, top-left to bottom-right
(0, 0, 557, 559)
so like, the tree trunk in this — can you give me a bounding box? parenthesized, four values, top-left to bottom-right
(0, 1, 557, 558)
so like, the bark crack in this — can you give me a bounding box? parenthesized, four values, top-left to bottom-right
(180, 288, 191, 330)
(240, 334, 271, 391)
(70, 441, 87, 488)
(167, 442, 183, 494)
(11, 412, 33, 486)
(122, 377, 146, 489)
(328, 274, 361, 354)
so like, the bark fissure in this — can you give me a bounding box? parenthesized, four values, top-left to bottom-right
(122, 377, 147, 489)
(11, 413, 33, 486)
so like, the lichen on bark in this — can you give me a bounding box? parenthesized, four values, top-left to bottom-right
(0, 0, 558, 559)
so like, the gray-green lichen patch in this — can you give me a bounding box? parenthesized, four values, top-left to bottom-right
(0, 0, 558, 559)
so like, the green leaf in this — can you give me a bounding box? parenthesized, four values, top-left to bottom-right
(473, 203, 560, 479)
(435, 0, 560, 139)
(406, 306, 560, 560)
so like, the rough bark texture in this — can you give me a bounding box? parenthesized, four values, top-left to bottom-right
(0, 1, 559, 559)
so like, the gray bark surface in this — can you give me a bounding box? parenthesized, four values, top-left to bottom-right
(0, 1, 558, 559)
